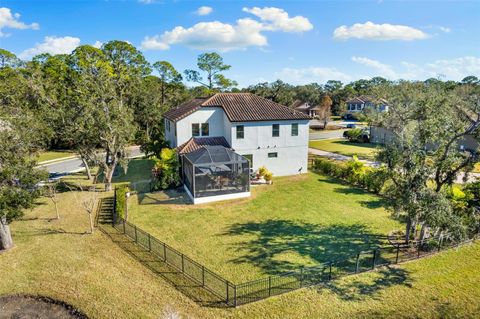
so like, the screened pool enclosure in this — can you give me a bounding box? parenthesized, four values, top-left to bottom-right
(182, 146, 250, 204)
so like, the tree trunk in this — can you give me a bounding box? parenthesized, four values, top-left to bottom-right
(104, 163, 117, 191)
(405, 217, 412, 244)
(81, 157, 92, 180)
(54, 201, 60, 220)
(0, 216, 14, 251)
(88, 212, 94, 234)
(419, 223, 428, 242)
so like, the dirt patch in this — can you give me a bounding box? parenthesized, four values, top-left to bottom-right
(0, 295, 87, 319)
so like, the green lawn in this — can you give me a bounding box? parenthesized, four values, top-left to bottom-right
(37, 150, 75, 163)
(96, 158, 155, 192)
(309, 138, 378, 160)
(127, 172, 401, 282)
(1, 173, 480, 318)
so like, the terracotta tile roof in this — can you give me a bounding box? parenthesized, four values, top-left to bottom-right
(177, 136, 231, 155)
(164, 93, 311, 122)
(163, 97, 209, 122)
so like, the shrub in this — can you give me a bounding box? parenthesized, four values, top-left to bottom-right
(151, 148, 181, 191)
(115, 184, 129, 220)
(343, 128, 369, 143)
(264, 172, 273, 182)
(313, 156, 388, 194)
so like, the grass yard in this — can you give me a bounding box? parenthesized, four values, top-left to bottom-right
(309, 138, 378, 160)
(1, 173, 480, 318)
(96, 158, 155, 192)
(127, 172, 401, 282)
(37, 151, 75, 163)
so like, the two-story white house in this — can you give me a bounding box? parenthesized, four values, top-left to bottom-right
(163, 93, 311, 204)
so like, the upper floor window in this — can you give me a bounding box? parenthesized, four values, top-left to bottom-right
(291, 123, 299, 136)
(201, 123, 209, 136)
(236, 125, 244, 139)
(165, 119, 170, 132)
(192, 123, 200, 137)
(272, 124, 280, 137)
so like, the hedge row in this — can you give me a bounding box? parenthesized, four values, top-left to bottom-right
(115, 184, 129, 220)
(312, 157, 389, 194)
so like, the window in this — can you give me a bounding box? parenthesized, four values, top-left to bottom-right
(236, 125, 244, 139)
(291, 123, 298, 136)
(268, 152, 278, 158)
(201, 123, 209, 136)
(192, 123, 200, 137)
(165, 119, 170, 132)
(272, 124, 280, 137)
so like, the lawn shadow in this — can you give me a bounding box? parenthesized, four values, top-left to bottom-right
(319, 266, 412, 301)
(136, 188, 189, 206)
(95, 197, 227, 308)
(223, 220, 389, 276)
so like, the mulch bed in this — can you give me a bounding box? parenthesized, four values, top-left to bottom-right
(0, 294, 88, 319)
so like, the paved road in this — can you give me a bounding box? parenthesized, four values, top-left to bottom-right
(309, 129, 346, 141)
(39, 145, 142, 174)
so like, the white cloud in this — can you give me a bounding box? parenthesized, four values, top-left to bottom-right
(275, 67, 352, 85)
(195, 6, 213, 16)
(400, 57, 480, 80)
(351, 56, 396, 78)
(19, 36, 81, 59)
(439, 26, 451, 33)
(93, 40, 103, 48)
(242, 7, 313, 32)
(138, 0, 155, 4)
(0, 7, 39, 37)
(333, 21, 429, 41)
(142, 6, 312, 51)
(142, 19, 266, 51)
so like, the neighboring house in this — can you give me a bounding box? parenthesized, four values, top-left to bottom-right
(164, 93, 311, 204)
(346, 96, 389, 114)
(290, 100, 320, 118)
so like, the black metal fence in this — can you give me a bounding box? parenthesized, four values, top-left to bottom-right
(112, 188, 478, 307)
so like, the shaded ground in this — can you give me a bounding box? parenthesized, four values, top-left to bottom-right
(0, 295, 87, 319)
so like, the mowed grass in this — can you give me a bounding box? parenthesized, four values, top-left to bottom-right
(309, 138, 378, 160)
(1, 181, 480, 318)
(96, 158, 155, 192)
(37, 150, 75, 163)
(127, 172, 401, 282)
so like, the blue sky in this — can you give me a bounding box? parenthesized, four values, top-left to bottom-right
(1, 0, 479, 87)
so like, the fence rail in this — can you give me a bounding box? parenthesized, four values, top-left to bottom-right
(112, 188, 478, 307)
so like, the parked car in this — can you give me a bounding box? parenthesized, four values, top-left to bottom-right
(346, 123, 357, 129)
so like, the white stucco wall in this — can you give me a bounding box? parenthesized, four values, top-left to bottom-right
(230, 120, 310, 176)
(169, 107, 226, 147)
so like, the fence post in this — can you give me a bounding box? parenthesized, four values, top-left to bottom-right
(300, 267, 304, 287)
(328, 263, 332, 280)
(134, 225, 138, 243)
(122, 219, 126, 234)
(201, 265, 205, 287)
(226, 281, 229, 305)
(417, 241, 421, 258)
(372, 250, 377, 269)
(233, 284, 237, 308)
(438, 236, 442, 252)
(181, 253, 184, 272)
(148, 233, 151, 251)
(396, 245, 400, 264)
(268, 276, 272, 296)
(163, 243, 167, 262)
(355, 253, 360, 273)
